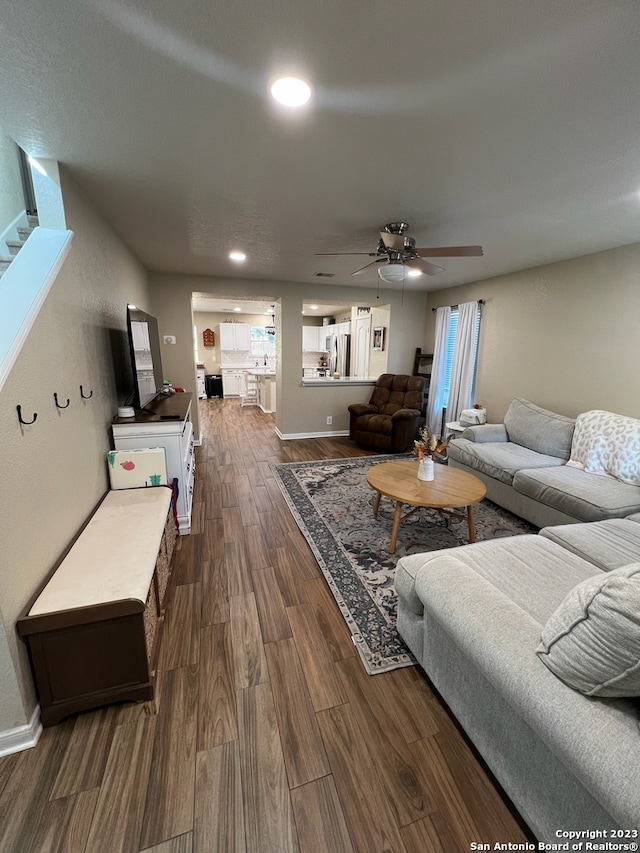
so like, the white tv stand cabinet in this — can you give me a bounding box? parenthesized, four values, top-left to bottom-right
(112, 393, 195, 534)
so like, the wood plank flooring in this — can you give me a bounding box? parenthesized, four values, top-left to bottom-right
(0, 399, 534, 852)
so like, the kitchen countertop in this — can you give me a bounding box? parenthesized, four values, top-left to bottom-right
(220, 364, 275, 372)
(302, 377, 376, 386)
(247, 368, 276, 376)
(220, 364, 254, 370)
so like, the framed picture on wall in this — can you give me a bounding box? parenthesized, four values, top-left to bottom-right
(373, 326, 385, 351)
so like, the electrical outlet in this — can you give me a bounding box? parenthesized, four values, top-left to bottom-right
(163, 335, 176, 345)
(326, 416, 333, 425)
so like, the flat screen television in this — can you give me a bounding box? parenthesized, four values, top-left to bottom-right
(125, 305, 164, 411)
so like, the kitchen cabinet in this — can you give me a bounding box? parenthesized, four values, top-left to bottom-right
(112, 394, 195, 535)
(219, 323, 251, 351)
(335, 320, 351, 336)
(302, 326, 327, 352)
(221, 369, 247, 397)
(247, 370, 276, 413)
(258, 375, 276, 413)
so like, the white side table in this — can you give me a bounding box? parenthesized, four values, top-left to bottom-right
(444, 421, 465, 442)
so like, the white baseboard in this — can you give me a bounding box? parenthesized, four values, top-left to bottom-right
(0, 705, 42, 757)
(275, 428, 350, 440)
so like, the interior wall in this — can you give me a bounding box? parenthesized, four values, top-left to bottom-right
(425, 242, 640, 422)
(369, 304, 391, 378)
(149, 273, 429, 438)
(0, 168, 151, 732)
(0, 128, 25, 230)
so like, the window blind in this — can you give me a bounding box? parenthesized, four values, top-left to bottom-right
(442, 308, 481, 407)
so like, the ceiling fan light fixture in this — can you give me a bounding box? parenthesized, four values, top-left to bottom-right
(378, 262, 407, 284)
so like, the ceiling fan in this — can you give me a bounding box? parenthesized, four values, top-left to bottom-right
(316, 222, 483, 281)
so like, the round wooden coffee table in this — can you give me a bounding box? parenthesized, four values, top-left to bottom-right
(366, 459, 487, 553)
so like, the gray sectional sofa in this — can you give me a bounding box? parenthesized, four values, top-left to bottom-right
(396, 515, 640, 841)
(447, 398, 640, 528)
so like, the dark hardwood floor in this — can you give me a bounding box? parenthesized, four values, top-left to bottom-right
(0, 399, 532, 852)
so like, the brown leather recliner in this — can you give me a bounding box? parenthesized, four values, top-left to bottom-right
(348, 373, 426, 452)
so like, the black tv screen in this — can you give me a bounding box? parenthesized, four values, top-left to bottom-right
(126, 305, 164, 410)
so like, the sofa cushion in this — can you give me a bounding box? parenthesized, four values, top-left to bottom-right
(405, 553, 640, 833)
(503, 398, 575, 459)
(460, 423, 508, 443)
(514, 466, 640, 522)
(537, 563, 640, 697)
(399, 535, 596, 625)
(540, 519, 640, 572)
(447, 438, 565, 486)
(567, 409, 640, 486)
(354, 412, 394, 436)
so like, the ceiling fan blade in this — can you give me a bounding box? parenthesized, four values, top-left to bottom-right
(414, 245, 484, 257)
(406, 258, 445, 276)
(315, 252, 377, 256)
(352, 259, 384, 276)
(380, 232, 405, 251)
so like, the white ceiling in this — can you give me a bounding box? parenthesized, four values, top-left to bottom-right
(2, 1, 640, 292)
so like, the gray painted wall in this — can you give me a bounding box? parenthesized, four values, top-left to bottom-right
(0, 168, 150, 732)
(425, 242, 640, 422)
(0, 128, 25, 231)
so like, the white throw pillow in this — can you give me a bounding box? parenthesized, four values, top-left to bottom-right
(537, 563, 640, 697)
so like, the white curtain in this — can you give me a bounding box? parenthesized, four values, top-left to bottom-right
(426, 306, 451, 436)
(446, 300, 479, 424)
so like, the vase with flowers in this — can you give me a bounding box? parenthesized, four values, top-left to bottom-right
(413, 426, 446, 481)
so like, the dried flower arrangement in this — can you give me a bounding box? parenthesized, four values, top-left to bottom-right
(413, 426, 447, 459)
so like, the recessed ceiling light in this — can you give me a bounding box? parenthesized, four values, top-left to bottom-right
(233, 307, 242, 312)
(229, 251, 246, 262)
(407, 268, 423, 278)
(270, 76, 312, 107)
(309, 305, 319, 310)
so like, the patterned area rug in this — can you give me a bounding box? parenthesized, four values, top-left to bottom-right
(273, 454, 537, 674)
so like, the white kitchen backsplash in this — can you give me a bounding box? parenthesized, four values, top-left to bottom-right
(221, 350, 255, 366)
(302, 352, 326, 369)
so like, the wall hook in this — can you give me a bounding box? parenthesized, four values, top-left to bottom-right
(17, 405, 38, 425)
(54, 392, 70, 409)
(80, 385, 93, 399)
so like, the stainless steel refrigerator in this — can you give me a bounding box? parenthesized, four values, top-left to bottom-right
(326, 332, 351, 376)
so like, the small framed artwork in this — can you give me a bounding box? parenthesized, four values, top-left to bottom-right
(373, 326, 385, 351)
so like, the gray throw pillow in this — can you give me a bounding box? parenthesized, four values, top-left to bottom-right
(536, 563, 640, 697)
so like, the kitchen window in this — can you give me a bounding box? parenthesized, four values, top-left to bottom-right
(250, 326, 276, 359)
